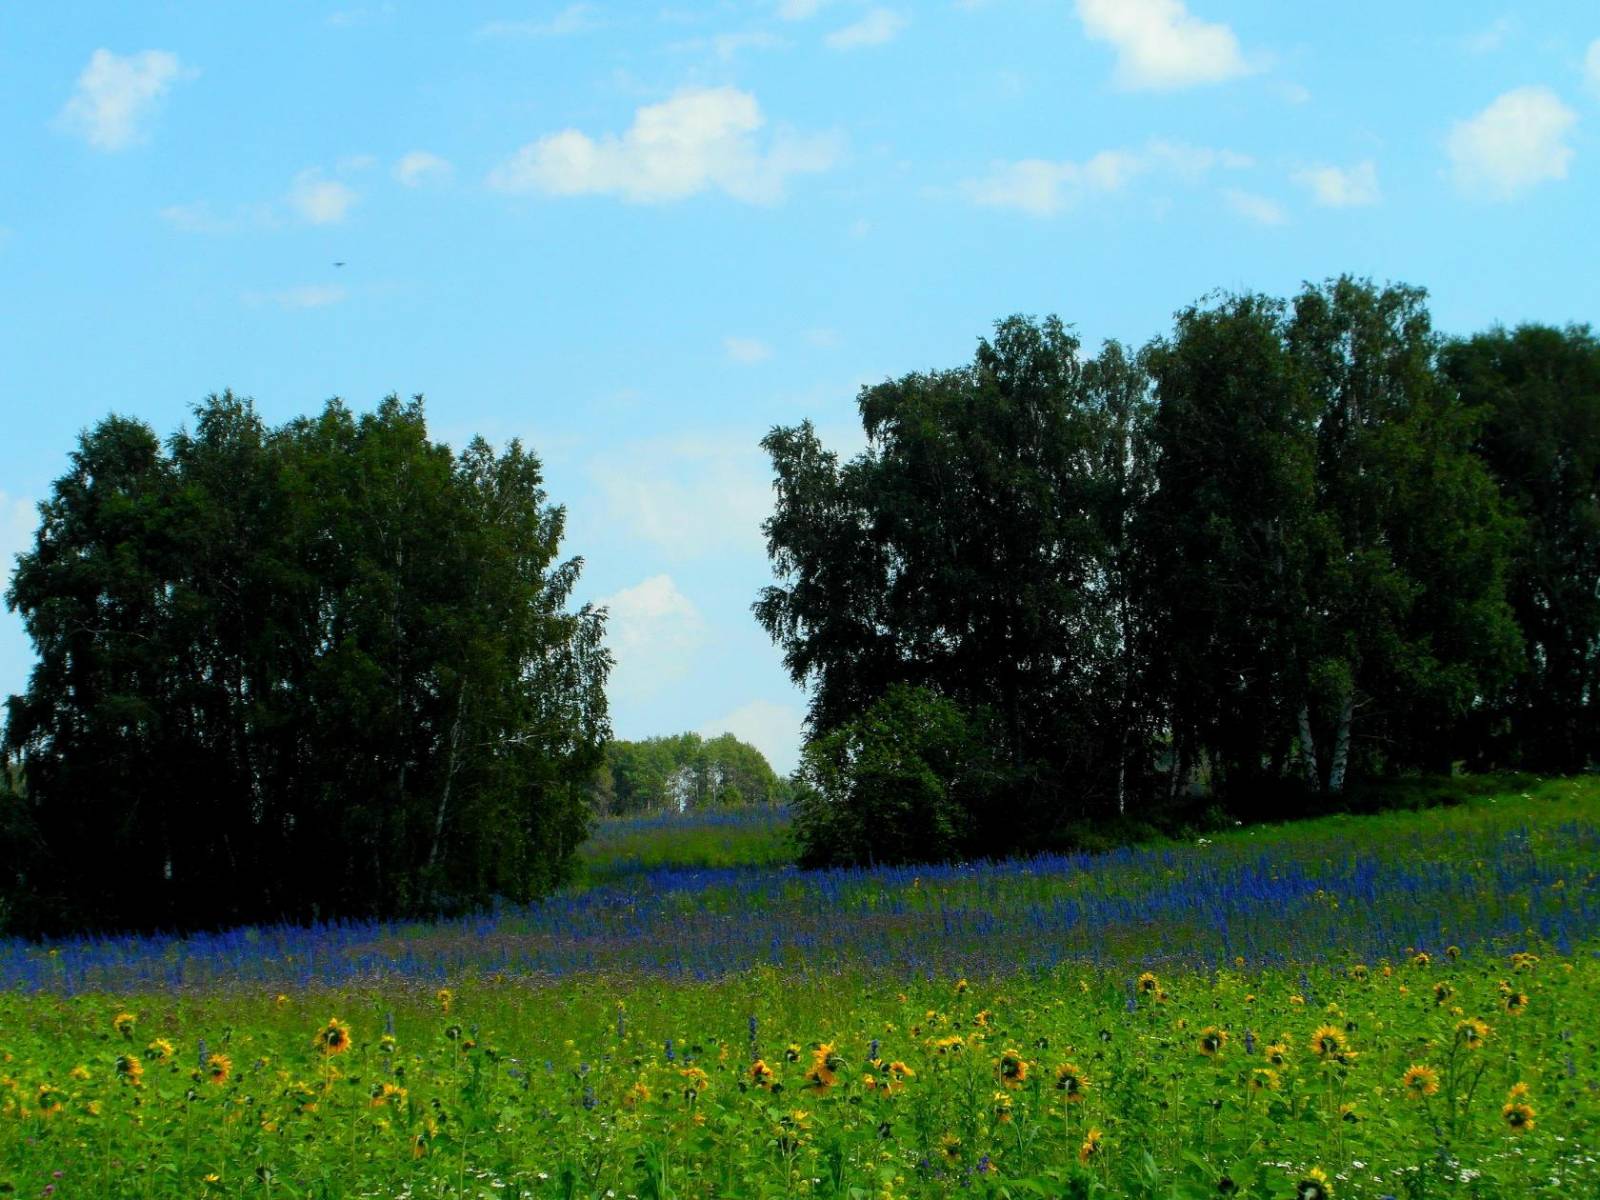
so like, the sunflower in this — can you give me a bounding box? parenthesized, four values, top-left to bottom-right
(887, 1060, 915, 1081)
(1078, 1127, 1103, 1164)
(1433, 981, 1453, 1005)
(1248, 1068, 1280, 1093)
(144, 1038, 175, 1063)
(1197, 1026, 1228, 1057)
(750, 1059, 775, 1089)
(998, 1048, 1029, 1088)
(1295, 1166, 1332, 1200)
(1265, 1042, 1289, 1067)
(368, 1081, 406, 1108)
(1309, 1025, 1346, 1060)
(113, 1012, 136, 1039)
(1410, 951, 1431, 968)
(378, 1033, 398, 1055)
(954, 979, 969, 995)
(1446, 945, 1462, 960)
(931, 1035, 965, 1056)
(436, 988, 453, 1013)
(783, 1043, 802, 1063)
(1503, 990, 1528, 1015)
(1502, 1100, 1535, 1133)
(313, 1017, 352, 1057)
(36, 1084, 66, 1116)
(114, 1054, 143, 1087)
(205, 1053, 232, 1085)
(1454, 1018, 1490, 1049)
(1510, 951, 1539, 972)
(1401, 1064, 1440, 1099)
(1054, 1061, 1089, 1100)
(1348, 964, 1369, 982)
(991, 1091, 1014, 1123)
(806, 1044, 843, 1090)
(940, 1133, 962, 1160)
(1137, 971, 1159, 994)
(622, 1081, 650, 1109)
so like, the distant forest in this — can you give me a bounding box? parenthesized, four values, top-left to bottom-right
(1, 274, 1596, 931)
(758, 277, 1599, 866)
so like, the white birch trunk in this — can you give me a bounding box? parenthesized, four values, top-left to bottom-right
(1327, 692, 1355, 795)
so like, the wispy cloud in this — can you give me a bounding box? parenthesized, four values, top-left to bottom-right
(1223, 187, 1288, 225)
(825, 9, 907, 51)
(393, 150, 454, 187)
(724, 337, 773, 364)
(57, 49, 193, 150)
(488, 86, 840, 205)
(1447, 86, 1577, 201)
(1292, 160, 1380, 207)
(1074, 0, 1249, 90)
(287, 171, 359, 224)
(598, 573, 708, 702)
(476, 4, 601, 38)
(240, 284, 348, 310)
(965, 139, 1249, 217)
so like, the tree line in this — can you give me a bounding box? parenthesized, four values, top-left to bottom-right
(1, 395, 609, 935)
(588, 732, 791, 816)
(758, 278, 1599, 866)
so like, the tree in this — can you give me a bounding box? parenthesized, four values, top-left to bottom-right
(791, 685, 1002, 867)
(757, 317, 1155, 851)
(589, 732, 787, 815)
(2, 394, 609, 934)
(1442, 324, 1600, 771)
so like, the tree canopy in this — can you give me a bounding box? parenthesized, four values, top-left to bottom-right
(760, 278, 1585, 866)
(588, 732, 788, 815)
(1, 394, 609, 935)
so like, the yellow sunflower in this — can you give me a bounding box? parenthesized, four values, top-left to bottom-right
(315, 1017, 352, 1057)
(1401, 1064, 1440, 1099)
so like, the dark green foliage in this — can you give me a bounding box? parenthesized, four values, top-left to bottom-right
(758, 318, 1159, 862)
(791, 685, 1003, 867)
(1442, 324, 1600, 772)
(1, 394, 609, 934)
(589, 731, 788, 815)
(761, 279, 1570, 865)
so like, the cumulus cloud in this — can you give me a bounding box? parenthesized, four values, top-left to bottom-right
(488, 86, 840, 204)
(240, 284, 348, 310)
(393, 150, 453, 186)
(1293, 160, 1380, 207)
(1074, 0, 1249, 90)
(598, 574, 708, 702)
(1223, 187, 1287, 225)
(1447, 86, 1577, 201)
(700, 699, 805, 775)
(825, 9, 907, 51)
(287, 171, 359, 224)
(724, 336, 773, 364)
(964, 139, 1248, 217)
(58, 49, 191, 150)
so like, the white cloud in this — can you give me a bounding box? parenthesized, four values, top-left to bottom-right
(1223, 187, 1287, 225)
(1585, 39, 1600, 98)
(240, 284, 348, 310)
(589, 434, 773, 560)
(288, 171, 359, 224)
(825, 8, 907, 51)
(488, 86, 840, 204)
(57, 49, 190, 150)
(777, 0, 827, 18)
(700, 699, 805, 775)
(394, 150, 454, 186)
(724, 336, 773, 364)
(803, 327, 841, 349)
(598, 574, 708, 702)
(964, 139, 1247, 217)
(1074, 0, 1248, 90)
(1293, 160, 1380, 207)
(1447, 86, 1577, 201)
(477, 4, 600, 37)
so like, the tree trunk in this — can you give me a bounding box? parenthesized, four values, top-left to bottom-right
(1327, 692, 1355, 794)
(1296, 703, 1321, 792)
(426, 685, 468, 873)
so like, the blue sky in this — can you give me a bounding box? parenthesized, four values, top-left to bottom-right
(2, 2, 1597, 774)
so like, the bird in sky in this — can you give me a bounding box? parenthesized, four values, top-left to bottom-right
(333, 261, 346, 268)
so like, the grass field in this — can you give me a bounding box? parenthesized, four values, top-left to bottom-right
(2, 779, 1598, 1197)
